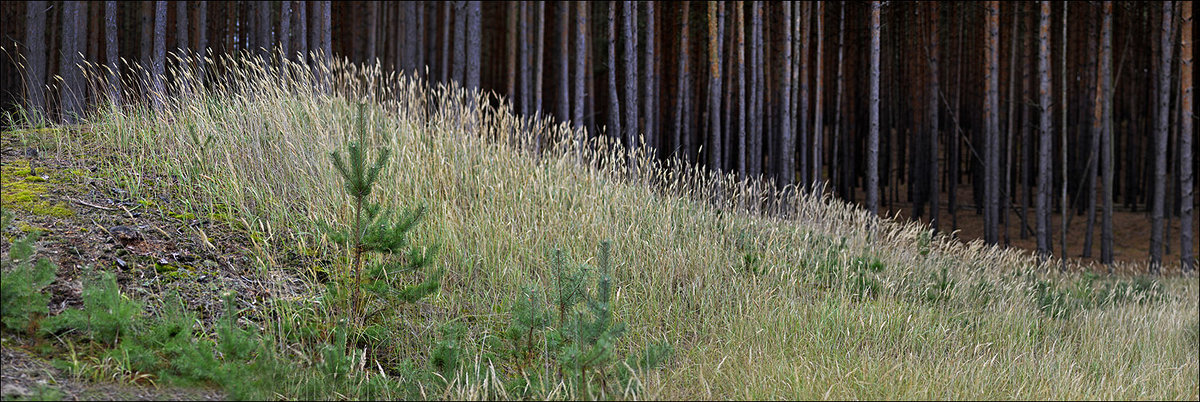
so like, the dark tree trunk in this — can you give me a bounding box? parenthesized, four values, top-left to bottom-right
(812, 2, 825, 192)
(295, 1, 305, 61)
(177, 1, 189, 52)
(983, 1, 1000, 244)
(928, 1, 940, 233)
(280, 1, 291, 58)
(607, 2, 620, 139)
(25, 1, 47, 117)
(797, 2, 809, 187)
(466, 1, 481, 91)
(534, 2, 545, 114)
(777, 1, 793, 188)
(642, 2, 656, 152)
(868, 1, 881, 215)
(623, 0, 638, 150)
(1037, 1, 1052, 258)
(707, 1, 723, 171)
(558, 2, 570, 123)
(737, 2, 748, 177)
(574, 1, 587, 131)
(1150, 1, 1174, 273)
(105, 1, 119, 104)
(1180, 0, 1194, 273)
(452, 1, 465, 83)
(61, 1, 87, 122)
(675, 5, 691, 161)
(1099, 1, 1114, 266)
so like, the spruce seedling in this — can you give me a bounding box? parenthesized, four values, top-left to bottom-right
(325, 102, 441, 327)
(0, 209, 57, 334)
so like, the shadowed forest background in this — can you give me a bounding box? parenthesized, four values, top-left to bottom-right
(0, 1, 1195, 272)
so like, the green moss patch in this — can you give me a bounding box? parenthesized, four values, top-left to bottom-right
(1, 160, 76, 218)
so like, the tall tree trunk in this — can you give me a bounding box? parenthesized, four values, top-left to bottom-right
(622, 0, 637, 150)
(867, 1, 881, 215)
(295, 1, 305, 61)
(177, 1, 189, 53)
(104, 1, 120, 104)
(506, 2, 517, 101)
(322, 1, 332, 60)
(466, 1, 481, 91)
(402, 2, 418, 74)
(1150, 1, 1174, 273)
(1180, 0, 1194, 273)
(1098, 1, 1114, 266)
(983, 1, 1000, 244)
(777, 1, 793, 188)
(61, 1, 86, 122)
(535, 2, 545, 115)
(797, 2, 809, 187)
(441, 2, 450, 83)
(951, 4, 964, 232)
(153, 1, 166, 108)
(1004, 2, 1019, 245)
(928, 1, 940, 233)
(642, 2, 656, 152)
(1036, 1, 1052, 258)
(1061, 1, 1069, 271)
(25, 1, 47, 117)
(257, 1, 271, 54)
(707, 1, 723, 171)
(558, 2, 570, 123)
(142, 2, 153, 69)
(752, 1, 764, 176)
(280, 1, 291, 58)
(675, 5, 691, 160)
(574, 2, 587, 131)
(737, 2, 748, 177)
(607, 2, 621, 139)
(812, 2, 825, 192)
(1084, 13, 1100, 258)
(452, 1, 465, 83)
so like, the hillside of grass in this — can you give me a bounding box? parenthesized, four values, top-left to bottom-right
(3, 53, 1198, 400)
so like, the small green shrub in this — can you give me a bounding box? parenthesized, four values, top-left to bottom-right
(42, 270, 142, 345)
(322, 103, 441, 328)
(503, 241, 672, 399)
(0, 209, 57, 333)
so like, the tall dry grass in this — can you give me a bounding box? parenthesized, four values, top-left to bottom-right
(32, 49, 1200, 399)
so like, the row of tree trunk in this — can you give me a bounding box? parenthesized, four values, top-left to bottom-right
(4, 1, 1195, 272)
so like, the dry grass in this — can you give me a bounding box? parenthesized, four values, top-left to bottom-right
(28, 50, 1200, 399)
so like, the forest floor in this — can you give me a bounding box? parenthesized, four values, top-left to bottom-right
(0, 131, 309, 400)
(845, 184, 1190, 274)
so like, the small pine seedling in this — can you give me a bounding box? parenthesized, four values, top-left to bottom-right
(323, 102, 442, 326)
(0, 209, 57, 335)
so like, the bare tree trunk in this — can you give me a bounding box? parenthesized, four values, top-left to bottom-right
(1036, 1, 1052, 258)
(441, 2, 450, 83)
(1061, 1, 1069, 270)
(675, 5, 691, 160)
(574, 2, 587, 131)
(1151, 1, 1174, 273)
(643, 2, 656, 152)
(453, 1, 465, 83)
(257, 1, 271, 54)
(1004, 2, 1019, 245)
(831, 4, 844, 198)
(296, 1, 306, 61)
(535, 2, 545, 115)
(752, 1, 764, 176)
(322, 1, 332, 60)
(738, 2, 748, 177)
(153, 1, 166, 108)
(61, 1, 87, 122)
(104, 1, 120, 104)
(928, 1, 940, 233)
(1180, 0, 1194, 273)
(402, 2, 419, 74)
(623, 0, 639, 150)
(507, 2, 517, 100)
(777, 1, 793, 188)
(983, 1, 1000, 244)
(280, 1, 291, 58)
(1098, 0, 1114, 266)
(812, 2, 825, 192)
(797, 2, 809, 187)
(25, 1, 48, 118)
(707, 1, 723, 171)
(607, 2, 621, 139)
(177, 1, 189, 53)
(867, 1, 881, 215)
(558, 2, 570, 123)
(466, 1, 481, 91)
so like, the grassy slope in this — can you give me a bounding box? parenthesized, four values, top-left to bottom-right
(37, 53, 1200, 399)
